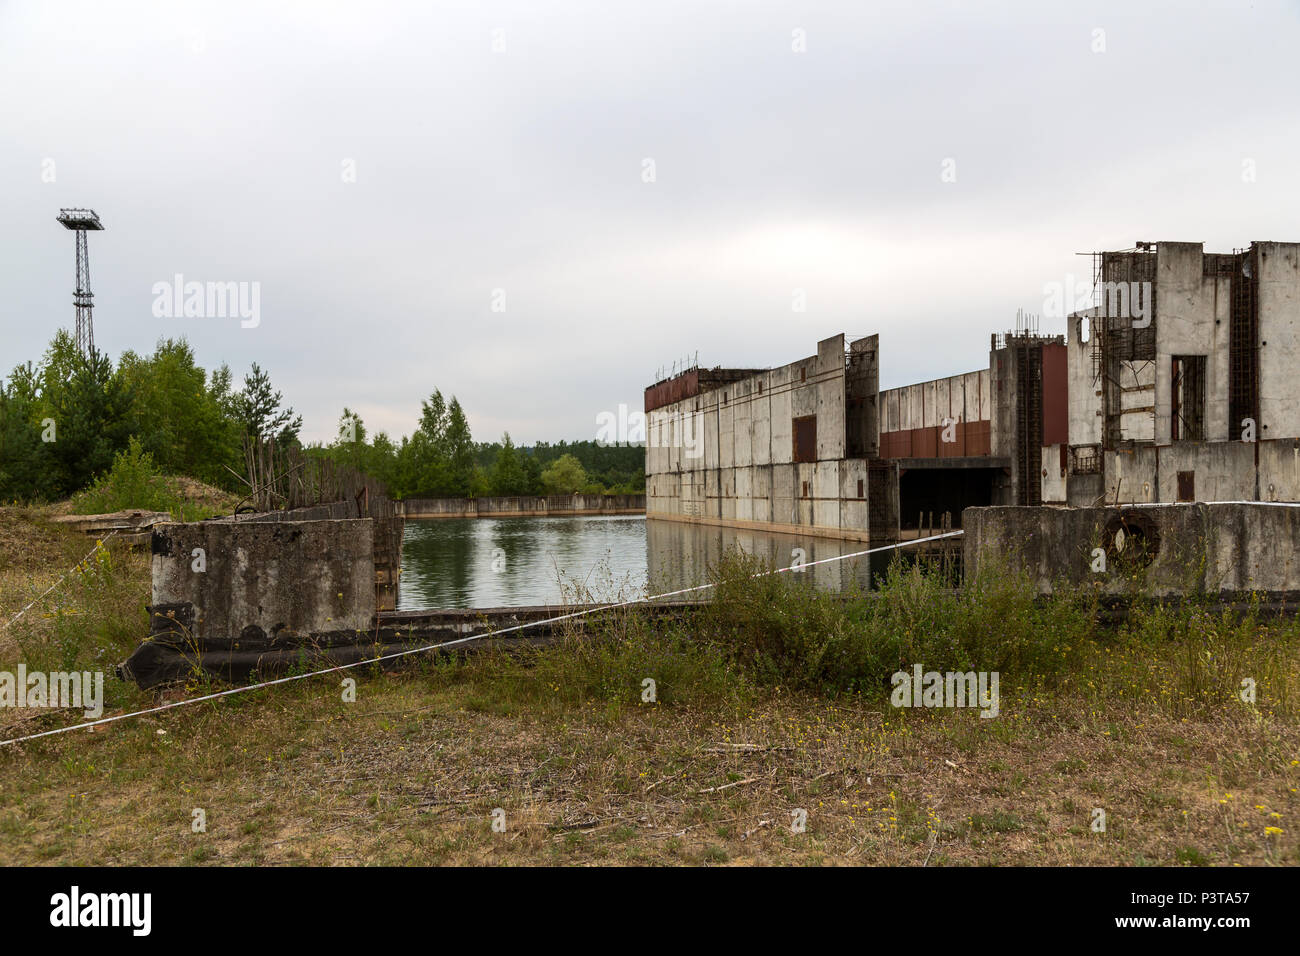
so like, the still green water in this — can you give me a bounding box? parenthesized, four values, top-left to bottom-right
(398, 515, 894, 610)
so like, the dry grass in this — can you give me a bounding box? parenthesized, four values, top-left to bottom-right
(0, 674, 1295, 866)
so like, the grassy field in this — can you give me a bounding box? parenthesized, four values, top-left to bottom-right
(0, 505, 1297, 866)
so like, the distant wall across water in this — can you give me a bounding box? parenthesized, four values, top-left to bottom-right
(399, 494, 645, 519)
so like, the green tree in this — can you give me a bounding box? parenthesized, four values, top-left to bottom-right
(119, 338, 239, 486)
(331, 407, 368, 472)
(234, 362, 302, 443)
(42, 343, 136, 498)
(0, 362, 52, 501)
(444, 398, 475, 497)
(366, 430, 400, 491)
(540, 453, 588, 494)
(490, 432, 528, 496)
(397, 389, 453, 497)
(521, 450, 543, 495)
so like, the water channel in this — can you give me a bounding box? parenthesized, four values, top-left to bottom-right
(398, 515, 901, 610)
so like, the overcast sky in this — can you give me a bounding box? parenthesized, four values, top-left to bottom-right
(3, 0, 1298, 445)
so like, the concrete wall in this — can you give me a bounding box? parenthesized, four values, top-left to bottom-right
(1067, 308, 1102, 447)
(989, 337, 1064, 505)
(151, 518, 375, 644)
(1041, 444, 1067, 504)
(1063, 241, 1300, 507)
(1258, 242, 1300, 439)
(646, 333, 898, 540)
(846, 334, 880, 457)
(879, 367, 991, 457)
(646, 458, 893, 541)
(1259, 439, 1300, 501)
(1099, 439, 1300, 505)
(645, 515, 880, 595)
(964, 502, 1300, 597)
(1103, 444, 1256, 505)
(400, 494, 644, 519)
(1154, 242, 1231, 444)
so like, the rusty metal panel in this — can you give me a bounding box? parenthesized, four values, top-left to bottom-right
(1177, 470, 1195, 502)
(1041, 343, 1068, 446)
(792, 415, 817, 463)
(881, 429, 906, 459)
(881, 417, 994, 459)
(644, 369, 700, 413)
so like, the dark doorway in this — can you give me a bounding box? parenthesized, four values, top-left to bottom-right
(898, 467, 998, 530)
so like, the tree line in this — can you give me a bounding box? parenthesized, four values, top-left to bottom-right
(0, 331, 644, 504)
(318, 394, 644, 499)
(0, 332, 300, 502)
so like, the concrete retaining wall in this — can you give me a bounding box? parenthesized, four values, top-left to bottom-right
(645, 459, 895, 542)
(963, 502, 1300, 597)
(398, 494, 644, 519)
(151, 518, 375, 644)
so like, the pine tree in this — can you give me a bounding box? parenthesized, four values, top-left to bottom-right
(490, 433, 527, 495)
(444, 398, 475, 497)
(234, 362, 303, 443)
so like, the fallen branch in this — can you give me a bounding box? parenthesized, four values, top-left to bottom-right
(698, 777, 757, 794)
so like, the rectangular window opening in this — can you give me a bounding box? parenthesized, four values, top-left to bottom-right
(1172, 355, 1206, 441)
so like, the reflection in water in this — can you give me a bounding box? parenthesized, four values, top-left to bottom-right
(645, 519, 892, 597)
(400, 516, 648, 610)
(398, 516, 904, 610)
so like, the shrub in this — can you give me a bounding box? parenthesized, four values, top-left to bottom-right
(70, 437, 219, 520)
(699, 548, 1095, 696)
(72, 437, 169, 515)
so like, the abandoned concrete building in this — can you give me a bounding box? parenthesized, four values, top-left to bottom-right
(643, 240, 1300, 543)
(1061, 241, 1300, 506)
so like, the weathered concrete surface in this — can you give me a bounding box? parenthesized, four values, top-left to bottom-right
(399, 494, 643, 519)
(1060, 241, 1300, 507)
(150, 518, 374, 645)
(964, 502, 1300, 597)
(52, 510, 172, 533)
(645, 333, 902, 541)
(51, 510, 172, 548)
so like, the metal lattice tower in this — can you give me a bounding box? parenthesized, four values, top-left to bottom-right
(55, 208, 104, 356)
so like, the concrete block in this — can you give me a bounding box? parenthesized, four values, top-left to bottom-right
(151, 518, 375, 644)
(964, 502, 1300, 598)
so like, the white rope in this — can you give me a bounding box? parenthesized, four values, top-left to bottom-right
(1, 531, 118, 633)
(0, 530, 962, 747)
